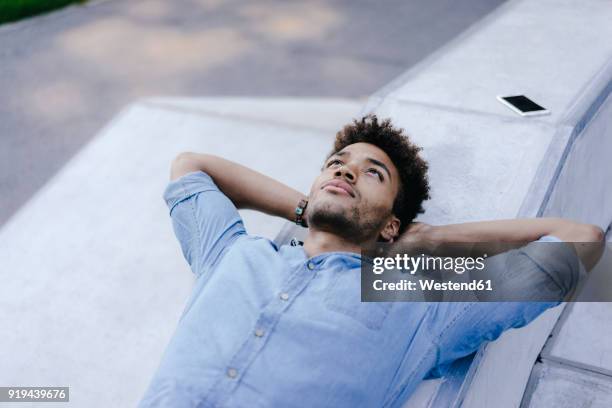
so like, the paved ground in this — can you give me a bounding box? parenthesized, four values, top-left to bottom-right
(0, 0, 506, 227)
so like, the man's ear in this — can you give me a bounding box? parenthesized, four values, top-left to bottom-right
(380, 216, 401, 243)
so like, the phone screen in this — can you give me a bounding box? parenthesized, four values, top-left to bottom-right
(501, 95, 546, 113)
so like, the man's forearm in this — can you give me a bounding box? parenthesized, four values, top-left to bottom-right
(430, 218, 582, 242)
(419, 218, 604, 271)
(170, 152, 305, 222)
(427, 218, 595, 244)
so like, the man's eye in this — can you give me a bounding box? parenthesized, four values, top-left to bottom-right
(367, 168, 384, 181)
(327, 159, 343, 167)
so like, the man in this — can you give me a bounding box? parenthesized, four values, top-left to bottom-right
(139, 115, 604, 407)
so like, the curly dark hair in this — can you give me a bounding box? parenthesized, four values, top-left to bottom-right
(327, 114, 430, 234)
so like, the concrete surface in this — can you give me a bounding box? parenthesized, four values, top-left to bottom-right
(0, 0, 507, 228)
(364, 0, 612, 127)
(0, 98, 362, 407)
(522, 361, 612, 408)
(544, 303, 612, 376)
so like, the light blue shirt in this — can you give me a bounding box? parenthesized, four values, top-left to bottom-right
(138, 171, 580, 408)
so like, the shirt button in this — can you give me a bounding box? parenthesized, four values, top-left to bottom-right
(279, 292, 289, 301)
(307, 262, 315, 270)
(254, 328, 265, 337)
(227, 368, 238, 379)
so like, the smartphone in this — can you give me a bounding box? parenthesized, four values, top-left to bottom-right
(496, 95, 550, 117)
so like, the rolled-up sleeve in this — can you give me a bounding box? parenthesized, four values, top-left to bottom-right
(163, 171, 246, 278)
(517, 235, 585, 296)
(474, 235, 582, 302)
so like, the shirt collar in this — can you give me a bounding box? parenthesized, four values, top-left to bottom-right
(288, 245, 370, 269)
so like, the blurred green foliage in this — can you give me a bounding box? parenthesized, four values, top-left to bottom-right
(0, 0, 86, 25)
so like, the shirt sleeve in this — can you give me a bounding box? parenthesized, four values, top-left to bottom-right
(163, 170, 246, 278)
(426, 301, 558, 378)
(473, 234, 582, 301)
(426, 235, 580, 378)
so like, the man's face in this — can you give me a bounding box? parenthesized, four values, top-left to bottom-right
(307, 142, 401, 243)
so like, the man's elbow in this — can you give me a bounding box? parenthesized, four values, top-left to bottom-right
(170, 152, 202, 181)
(572, 223, 606, 272)
(553, 220, 605, 243)
(577, 224, 605, 243)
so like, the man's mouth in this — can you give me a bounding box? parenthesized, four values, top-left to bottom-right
(321, 179, 355, 197)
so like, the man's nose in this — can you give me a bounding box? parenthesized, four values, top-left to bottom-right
(334, 165, 355, 181)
